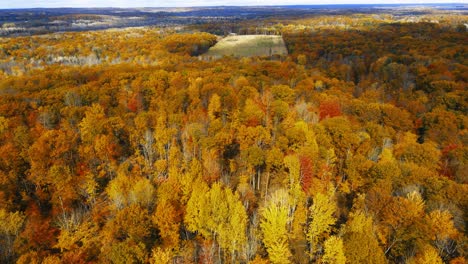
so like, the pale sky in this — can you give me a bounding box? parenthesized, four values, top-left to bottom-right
(0, 0, 465, 9)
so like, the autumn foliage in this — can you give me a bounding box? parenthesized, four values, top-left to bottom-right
(0, 10, 466, 264)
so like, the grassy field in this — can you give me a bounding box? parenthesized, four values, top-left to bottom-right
(203, 35, 288, 58)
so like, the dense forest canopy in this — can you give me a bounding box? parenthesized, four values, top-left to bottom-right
(0, 6, 467, 264)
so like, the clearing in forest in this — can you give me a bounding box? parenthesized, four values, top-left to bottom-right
(203, 35, 288, 58)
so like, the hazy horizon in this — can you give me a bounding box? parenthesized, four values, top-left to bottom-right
(0, 0, 465, 9)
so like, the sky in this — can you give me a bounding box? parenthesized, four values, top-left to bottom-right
(0, 0, 465, 9)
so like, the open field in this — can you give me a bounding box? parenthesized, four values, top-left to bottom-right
(204, 35, 288, 58)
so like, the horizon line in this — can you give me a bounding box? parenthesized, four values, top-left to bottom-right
(1, 3, 466, 10)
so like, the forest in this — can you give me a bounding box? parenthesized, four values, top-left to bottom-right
(0, 6, 467, 264)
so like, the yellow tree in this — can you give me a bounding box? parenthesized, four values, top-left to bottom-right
(284, 155, 302, 206)
(219, 187, 248, 262)
(130, 112, 157, 176)
(407, 245, 443, 264)
(343, 210, 386, 264)
(425, 209, 459, 259)
(208, 93, 221, 121)
(100, 204, 152, 263)
(307, 187, 337, 260)
(321, 236, 346, 264)
(260, 189, 292, 264)
(106, 163, 155, 210)
(184, 180, 210, 238)
(150, 247, 172, 264)
(185, 182, 247, 261)
(284, 154, 308, 263)
(0, 209, 25, 262)
(54, 219, 100, 261)
(78, 103, 106, 144)
(379, 191, 426, 259)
